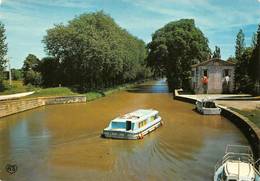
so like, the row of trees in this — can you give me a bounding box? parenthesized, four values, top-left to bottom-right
(234, 26, 260, 94)
(0, 22, 7, 91)
(22, 12, 151, 91)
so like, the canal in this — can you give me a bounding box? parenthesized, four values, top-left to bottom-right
(0, 80, 247, 181)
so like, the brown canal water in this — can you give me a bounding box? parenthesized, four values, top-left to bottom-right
(0, 80, 247, 181)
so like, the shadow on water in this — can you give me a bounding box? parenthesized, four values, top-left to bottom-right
(127, 79, 169, 93)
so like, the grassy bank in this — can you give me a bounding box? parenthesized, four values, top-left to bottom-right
(0, 80, 143, 101)
(28, 87, 79, 98)
(0, 80, 36, 95)
(231, 108, 260, 128)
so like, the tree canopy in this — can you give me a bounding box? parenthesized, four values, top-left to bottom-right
(22, 54, 42, 86)
(42, 11, 149, 91)
(147, 19, 210, 90)
(250, 24, 260, 91)
(235, 29, 245, 60)
(212, 46, 221, 59)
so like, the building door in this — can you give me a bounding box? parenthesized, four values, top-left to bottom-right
(210, 67, 222, 93)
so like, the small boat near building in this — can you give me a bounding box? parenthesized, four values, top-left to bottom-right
(214, 145, 260, 181)
(102, 109, 162, 140)
(195, 99, 221, 115)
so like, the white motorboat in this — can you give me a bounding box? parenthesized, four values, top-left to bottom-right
(196, 99, 221, 115)
(102, 109, 162, 139)
(214, 145, 260, 181)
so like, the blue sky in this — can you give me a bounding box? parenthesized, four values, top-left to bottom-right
(0, 0, 260, 68)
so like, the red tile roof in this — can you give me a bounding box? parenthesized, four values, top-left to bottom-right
(191, 58, 235, 68)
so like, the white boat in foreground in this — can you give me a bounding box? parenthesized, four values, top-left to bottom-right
(195, 99, 221, 115)
(102, 109, 162, 140)
(214, 145, 260, 181)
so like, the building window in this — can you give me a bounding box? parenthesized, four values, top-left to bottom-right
(223, 69, 229, 77)
(203, 69, 208, 77)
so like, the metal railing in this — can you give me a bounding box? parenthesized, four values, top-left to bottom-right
(215, 145, 255, 172)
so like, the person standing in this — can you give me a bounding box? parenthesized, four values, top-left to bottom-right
(223, 75, 230, 93)
(201, 75, 208, 94)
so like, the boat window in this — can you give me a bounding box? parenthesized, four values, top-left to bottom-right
(204, 102, 217, 108)
(126, 121, 131, 131)
(138, 122, 142, 128)
(151, 116, 155, 121)
(143, 120, 147, 126)
(139, 120, 147, 128)
(111, 122, 126, 129)
(154, 114, 158, 119)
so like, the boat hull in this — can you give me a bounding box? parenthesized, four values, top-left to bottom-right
(102, 120, 162, 140)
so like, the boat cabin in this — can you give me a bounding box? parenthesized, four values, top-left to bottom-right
(109, 109, 159, 131)
(216, 161, 255, 181)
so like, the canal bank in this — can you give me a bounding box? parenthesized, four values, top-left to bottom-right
(0, 80, 146, 119)
(174, 89, 260, 159)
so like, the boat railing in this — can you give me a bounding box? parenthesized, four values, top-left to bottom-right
(225, 144, 253, 155)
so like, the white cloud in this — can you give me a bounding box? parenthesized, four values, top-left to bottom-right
(123, 0, 260, 30)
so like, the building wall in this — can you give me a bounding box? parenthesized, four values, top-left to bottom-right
(192, 62, 235, 94)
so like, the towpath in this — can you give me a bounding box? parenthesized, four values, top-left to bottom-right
(0, 91, 34, 101)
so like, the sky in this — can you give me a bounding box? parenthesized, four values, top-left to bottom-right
(0, 0, 260, 68)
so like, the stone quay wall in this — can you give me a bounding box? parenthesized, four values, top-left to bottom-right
(0, 95, 86, 118)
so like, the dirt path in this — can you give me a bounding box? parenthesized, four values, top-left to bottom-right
(0, 91, 34, 101)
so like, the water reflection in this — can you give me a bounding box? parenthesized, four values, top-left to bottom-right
(127, 79, 169, 93)
(0, 80, 247, 180)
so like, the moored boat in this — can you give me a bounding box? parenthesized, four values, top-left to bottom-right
(195, 99, 221, 115)
(214, 145, 260, 181)
(102, 109, 162, 139)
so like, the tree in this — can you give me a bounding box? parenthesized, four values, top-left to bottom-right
(40, 57, 61, 87)
(252, 32, 257, 49)
(212, 46, 221, 59)
(235, 47, 254, 93)
(250, 24, 260, 95)
(0, 22, 7, 91)
(147, 19, 210, 91)
(11, 69, 22, 80)
(43, 11, 148, 91)
(235, 29, 245, 60)
(22, 54, 42, 86)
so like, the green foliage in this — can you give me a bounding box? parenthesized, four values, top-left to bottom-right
(231, 108, 260, 128)
(40, 57, 61, 87)
(0, 80, 36, 95)
(29, 87, 78, 97)
(11, 69, 22, 80)
(0, 22, 7, 91)
(22, 54, 42, 86)
(235, 29, 245, 60)
(250, 24, 260, 95)
(235, 47, 254, 93)
(147, 19, 210, 90)
(212, 46, 221, 59)
(42, 11, 149, 91)
(252, 32, 257, 49)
